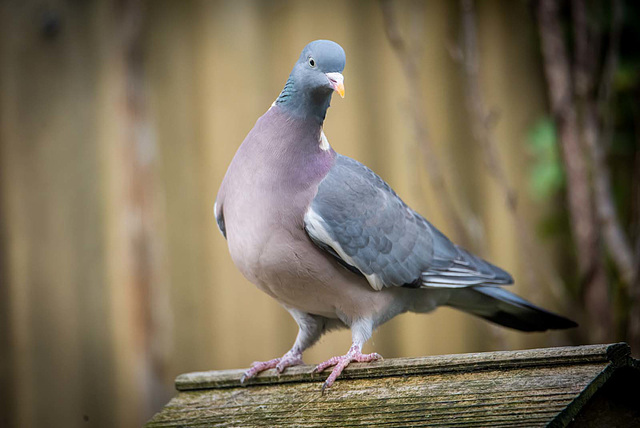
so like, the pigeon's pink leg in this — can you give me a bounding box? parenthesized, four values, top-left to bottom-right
(241, 310, 328, 384)
(240, 350, 304, 384)
(314, 344, 382, 393)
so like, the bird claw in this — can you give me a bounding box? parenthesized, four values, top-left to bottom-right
(240, 352, 303, 385)
(313, 346, 382, 392)
(276, 354, 304, 373)
(321, 380, 329, 396)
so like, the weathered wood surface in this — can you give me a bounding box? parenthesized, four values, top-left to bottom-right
(146, 343, 632, 427)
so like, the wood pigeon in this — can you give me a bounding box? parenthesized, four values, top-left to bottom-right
(215, 40, 577, 392)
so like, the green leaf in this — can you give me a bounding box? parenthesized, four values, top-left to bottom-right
(530, 162, 564, 200)
(527, 117, 564, 200)
(528, 118, 557, 158)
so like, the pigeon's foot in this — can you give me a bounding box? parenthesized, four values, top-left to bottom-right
(313, 345, 382, 393)
(240, 350, 304, 384)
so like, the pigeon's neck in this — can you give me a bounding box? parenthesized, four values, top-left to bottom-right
(275, 75, 332, 125)
(246, 106, 335, 190)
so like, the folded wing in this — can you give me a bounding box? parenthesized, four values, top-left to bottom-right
(304, 155, 513, 290)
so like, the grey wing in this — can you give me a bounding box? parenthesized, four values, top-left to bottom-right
(304, 155, 513, 291)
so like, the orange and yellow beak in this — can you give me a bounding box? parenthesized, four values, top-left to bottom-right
(325, 72, 345, 98)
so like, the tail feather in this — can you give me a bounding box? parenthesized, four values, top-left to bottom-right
(446, 286, 577, 332)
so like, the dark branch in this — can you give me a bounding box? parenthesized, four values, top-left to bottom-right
(379, 0, 473, 246)
(537, 0, 612, 341)
(459, 0, 570, 304)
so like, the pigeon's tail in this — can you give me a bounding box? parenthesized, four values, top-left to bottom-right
(446, 286, 577, 332)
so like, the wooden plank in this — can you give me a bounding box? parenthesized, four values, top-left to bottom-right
(147, 344, 630, 428)
(175, 343, 628, 391)
(152, 367, 593, 427)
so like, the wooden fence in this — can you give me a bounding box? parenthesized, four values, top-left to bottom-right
(0, 1, 575, 426)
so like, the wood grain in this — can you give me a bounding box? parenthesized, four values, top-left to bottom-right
(146, 344, 630, 427)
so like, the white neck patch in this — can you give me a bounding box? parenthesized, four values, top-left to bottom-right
(319, 129, 331, 151)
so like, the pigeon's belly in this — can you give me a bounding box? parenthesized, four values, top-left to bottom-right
(221, 151, 403, 320)
(227, 213, 399, 319)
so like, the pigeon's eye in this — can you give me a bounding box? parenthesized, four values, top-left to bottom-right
(308, 57, 316, 68)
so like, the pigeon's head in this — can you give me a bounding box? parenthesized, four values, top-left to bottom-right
(294, 40, 346, 98)
(276, 40, 346, 123)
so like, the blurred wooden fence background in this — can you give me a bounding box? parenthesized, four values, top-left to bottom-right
(0, 0, 577, 427)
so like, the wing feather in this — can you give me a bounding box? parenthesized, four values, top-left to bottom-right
(304, 155, 512, 290)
